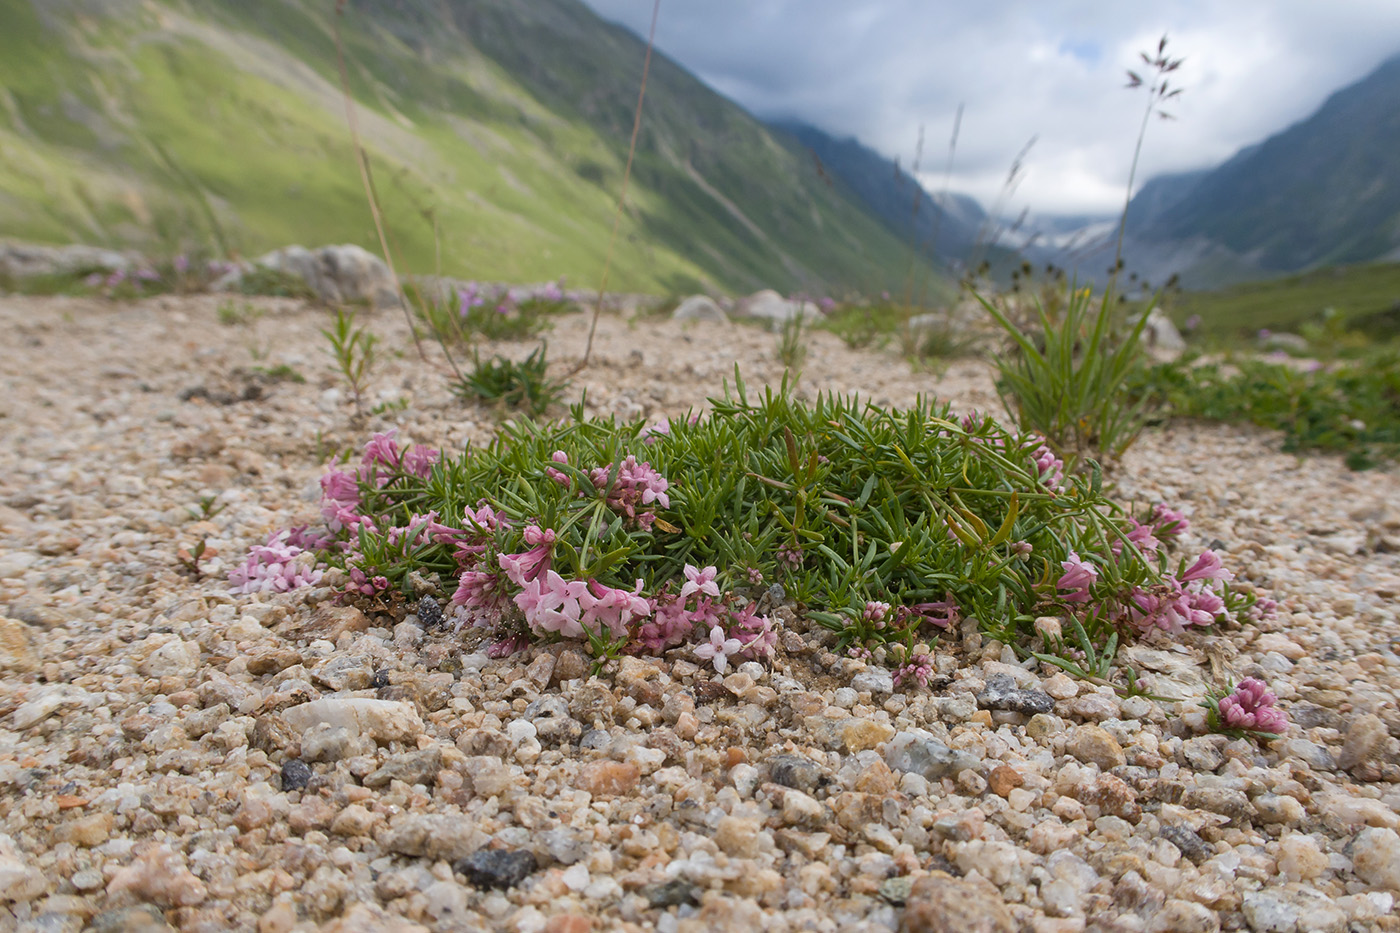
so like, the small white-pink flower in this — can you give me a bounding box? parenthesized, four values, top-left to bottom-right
(694, 624, 743, 673)
(680, 564, 720, 601)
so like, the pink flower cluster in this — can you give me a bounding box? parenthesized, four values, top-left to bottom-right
(1042, 500, 1235, 634)
(320, 432, 442, 534)
(1112, 504, 1191, 558)
(1121, 550, 1233, 635)
(589, 456, 670, 529)
(863, 600, 892, 626)
(896, 596, 961, 629)
(228, 529, 325, 594)
(1216, 678, 1288, 734)
(361, 431, 438, 483)
(1056, 552, 1098, 603)
(515, 572, 652, 640)
(450, 506, 520, 627)
(893, 653, 934, 690)
(346, 565, 389, 596)
(693, 601, 777, 673)
(1027, 435, 1064, 492)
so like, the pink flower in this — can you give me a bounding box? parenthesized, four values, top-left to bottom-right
(1112, 517, 1160, 558)
(545, 450, 571, 486)
(1057, 552, 1097, 603)
(632, 597, 693, 653)
(640, 420, 672, 444)
(579, 579, 652, 639)
(517, 570, 589, 638)
(346, 566, 388, 596)
(497, 526, 555, 586)
(898, 596, 960, 629)
(893, 654, 933, 690)
(401, 444, 439, 479)
(451, 567, 508, 626)
(228, 530, 325, 594)
(361, 431, 401, 471)
(863, 601, 891, 625)
(1121, 577, 1226, 634)
(1027, 435, 1064, 492)
(694, 624, 744, 674)
(284, 525, 332, 551)
(729, 604, 777, 660)
(590, 456, 670, 525)
(1151, 504, 1189, 539)
(1181, 550, 1233, 584)
(1217, 678, 1288, 735)
(487, 634, 528, 658)
(680, 564, 720, 601)
(320, 469, 362, 531)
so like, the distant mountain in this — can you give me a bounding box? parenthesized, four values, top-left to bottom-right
(768, 121, 996, 270)
(1128, 53, 1400, 280)
(0, 0, 946, 296)
(1123, 170, 1209, 230)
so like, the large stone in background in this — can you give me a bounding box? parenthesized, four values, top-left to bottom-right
(734, 288, 821, 326)
(215, 244, 400, 308)
(671, 294, 728, 323)
(1138, 307, 1186, 360)
(0, 243, 138, 280)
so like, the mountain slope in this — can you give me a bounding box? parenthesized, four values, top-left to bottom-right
(1132, 54, 1400, 273)
(767, 122, 987, 265)
(0, 0, 943, 295)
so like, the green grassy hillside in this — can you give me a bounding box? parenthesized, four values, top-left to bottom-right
(1165, 261, 1400, 340)
(0, 0, 948, 297)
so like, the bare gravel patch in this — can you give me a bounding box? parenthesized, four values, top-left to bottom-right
(1, 295, 1398, 933)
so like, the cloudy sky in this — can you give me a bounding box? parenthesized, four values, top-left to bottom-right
(578, 1, 1400, 218)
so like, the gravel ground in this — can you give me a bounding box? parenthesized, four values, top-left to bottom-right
(1, 293, 1398, 933)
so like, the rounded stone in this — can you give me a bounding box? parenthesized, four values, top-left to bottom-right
(1065, 725, 1125, 770)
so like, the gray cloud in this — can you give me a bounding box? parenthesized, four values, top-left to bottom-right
(579, 0, 1400, 216)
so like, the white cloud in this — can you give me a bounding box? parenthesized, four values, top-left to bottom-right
(580, 0, 1400, 217)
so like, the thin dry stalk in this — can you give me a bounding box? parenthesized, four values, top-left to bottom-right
(916, 102, 962, 309)
(1112, 35, 1184, 281)
(332, 0, 453, 374)
(899, 124, 926, 310)
(575, 0, 661, 374)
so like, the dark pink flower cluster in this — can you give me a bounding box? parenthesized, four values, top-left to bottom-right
(1042, 502, 1237, 636)
(1121, 550, 1233, 635)
(895, 596, 961, 630)
(893, 654, 934, 689)
(1027, 435, 1064, 492)
(346, 565, 389, 596)
(360, 430, 438, 484)
(320, 468, 372, 534)
(449, 505, 518, 627)
(320, 432, 443, 534)
(588, 456, 670, 529)
(863, 600, 892, 626)
(692, 599, 777, 673)
(1217, 677, 1289, 734)
(233, 433, 450, 599)
(629, 564, 776, 669)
